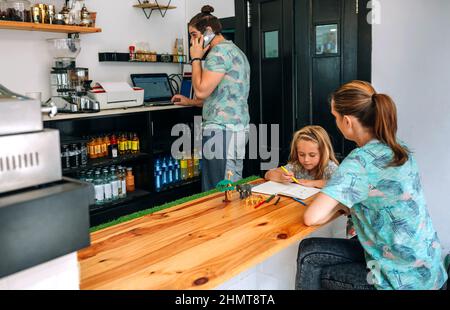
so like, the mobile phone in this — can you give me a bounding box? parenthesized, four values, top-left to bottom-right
(202, 29, 216, 48)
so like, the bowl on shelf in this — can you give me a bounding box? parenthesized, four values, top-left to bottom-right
(47, 38, 81, 59)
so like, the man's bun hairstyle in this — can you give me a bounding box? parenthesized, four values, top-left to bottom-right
(189, 5, 222, 34)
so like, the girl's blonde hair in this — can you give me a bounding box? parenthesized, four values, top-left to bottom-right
(288, 126, 338, 179)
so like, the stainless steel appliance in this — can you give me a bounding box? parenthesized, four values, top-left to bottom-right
(46, 38, 99, 113)
(0, 85, 61, 194)
(0, 85, 92, 279)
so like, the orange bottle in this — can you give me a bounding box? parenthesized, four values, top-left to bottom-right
(103, 135, 110, 157)
(88, 137, 95, 159)
(94, 137, 102, 159)
(126, 167, 135, 192)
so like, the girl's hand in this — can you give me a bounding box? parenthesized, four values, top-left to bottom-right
(280, 171, 294, 183)
(190, 36, 210, 59)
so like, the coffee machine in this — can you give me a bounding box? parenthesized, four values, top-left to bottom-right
(0, 84, 92, 279)
(47, 38, 99, 113)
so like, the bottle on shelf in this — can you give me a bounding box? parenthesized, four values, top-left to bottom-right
(104, 135, 111, 157)
(85, 170, 94, 184)
(93, 170, 105, 205)
(187, 153, 194, 179)
(161, 158, 168, 188)
(131, 132, 140, 154)
(87, 137, 94, 159)
(94, 137, 102, 159)
(109, 134, 119, 159)
(167, 156, 174, 185)
(127, 132, 133, 154)
(173, 157, 180, 183)
(118, 166, 127, 199)
(80, 142, 88, 166)
(110, 167, 120, 201)
(126, 167, 135, 193)
(193, 148, 200, 177)
(180, 152, 188, 181)
(100, 135, 108, 158)
(102, 168, 112, 203)
(78, 170, 86, 182)
(154, 158, 162, 192)
(118, 133, 126, 156)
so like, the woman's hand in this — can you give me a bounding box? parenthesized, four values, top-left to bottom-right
(190, 35, 210, 59)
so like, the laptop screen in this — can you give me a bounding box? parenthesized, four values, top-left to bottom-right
(180, 77, 193, 99)
(131, 74, 173, 103)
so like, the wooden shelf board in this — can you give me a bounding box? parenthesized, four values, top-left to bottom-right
(0, 20, 101, 34)
(133, 4, 177, 9)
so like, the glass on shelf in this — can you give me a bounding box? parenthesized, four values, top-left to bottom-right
(0, 0, 8, 21)
(6, 0, 31, 22)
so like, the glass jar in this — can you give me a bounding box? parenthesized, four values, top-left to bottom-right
(0, 0, 8, 20)
(7, 0, 31, 22)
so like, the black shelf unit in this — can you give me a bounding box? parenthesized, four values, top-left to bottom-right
(62, 152, 150, 175)
(89, 189, 151, 212)
(45, 107, 202, 227)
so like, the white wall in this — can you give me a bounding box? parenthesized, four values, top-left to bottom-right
(0, 0, 187, 100)
(372, 0, 450, 253)
(186, 0, 235, 20)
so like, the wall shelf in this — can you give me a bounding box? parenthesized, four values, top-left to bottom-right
(99, 52, 187, 64)
(133, 0, 176, 19)
(0, 20, 102, 34)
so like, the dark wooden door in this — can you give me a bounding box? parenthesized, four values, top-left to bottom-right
(296, 0, 371, 159)
(249, 0, 294, 167)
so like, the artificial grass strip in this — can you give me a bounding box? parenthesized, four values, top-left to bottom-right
(90, 175, 261, 233)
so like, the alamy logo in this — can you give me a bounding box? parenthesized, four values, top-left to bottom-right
(367, 0, 381, 25)
(366, 260, 382, 285)
(171, 116, 280, 170)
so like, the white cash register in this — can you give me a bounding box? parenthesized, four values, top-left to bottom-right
(88, 82, 144, 110)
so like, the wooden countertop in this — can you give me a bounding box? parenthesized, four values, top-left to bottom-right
(78, 180, 340, 290)
(43, 105, 189, 122)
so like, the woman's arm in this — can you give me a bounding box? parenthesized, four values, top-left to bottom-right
(303, 193, 349, 226)
(265, 168, 294, 183)
(297, 179, 327, 189)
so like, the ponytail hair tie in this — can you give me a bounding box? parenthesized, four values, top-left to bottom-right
(372, 93, 378, 104)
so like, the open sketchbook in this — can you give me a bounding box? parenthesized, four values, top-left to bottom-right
(252, 181, 321, 200)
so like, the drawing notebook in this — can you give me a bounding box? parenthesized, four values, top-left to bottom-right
(252, 181, 321, 200)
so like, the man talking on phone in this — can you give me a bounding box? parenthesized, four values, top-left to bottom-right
(172, 5, 251, 191)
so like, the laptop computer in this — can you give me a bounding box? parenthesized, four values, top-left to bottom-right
(130, 73, 174, 106)
(180, 75, 193, 99)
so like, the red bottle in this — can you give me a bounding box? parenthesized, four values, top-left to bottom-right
(109, 134, 119, 158)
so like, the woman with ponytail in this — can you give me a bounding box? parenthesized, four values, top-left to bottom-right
(296, 81, 447, 290)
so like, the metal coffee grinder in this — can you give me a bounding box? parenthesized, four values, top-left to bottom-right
(47, 38, 99, 113)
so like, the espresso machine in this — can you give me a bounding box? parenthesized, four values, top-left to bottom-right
(46, 38, 99, 113)
(0, 84, 93, 279)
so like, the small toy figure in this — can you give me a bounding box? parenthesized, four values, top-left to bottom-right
(216, 170, 235, 203)
(236, 184, 253, 200)
(244, 195, 264, 208)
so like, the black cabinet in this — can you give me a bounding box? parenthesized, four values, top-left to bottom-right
(44, 107, 202, 227)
